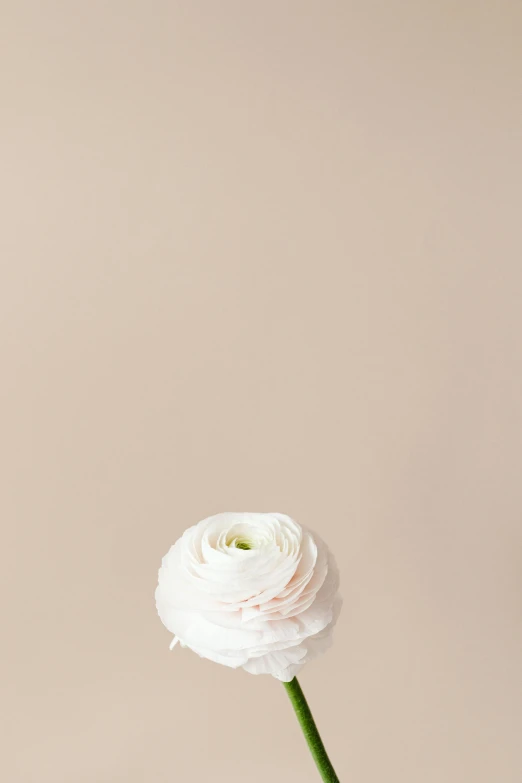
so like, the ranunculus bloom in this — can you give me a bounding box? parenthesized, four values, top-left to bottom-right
(155, 512, 341, 681)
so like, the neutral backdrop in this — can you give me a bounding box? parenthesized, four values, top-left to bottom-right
(2, 2, 521, 782)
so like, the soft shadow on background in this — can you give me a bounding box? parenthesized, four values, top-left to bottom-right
(2, 2, 521, 782)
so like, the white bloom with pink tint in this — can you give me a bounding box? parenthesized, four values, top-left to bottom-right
(155, 512, 341, 682)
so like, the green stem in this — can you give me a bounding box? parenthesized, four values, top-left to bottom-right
(283, 677, 340, 782)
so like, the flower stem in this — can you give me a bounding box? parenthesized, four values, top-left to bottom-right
(283, 677, 340, 782)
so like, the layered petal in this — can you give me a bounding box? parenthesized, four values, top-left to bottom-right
(155, 512, 341, 679)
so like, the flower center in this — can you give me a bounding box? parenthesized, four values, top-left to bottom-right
(224, 524, 268, 551)
(225, 532, 254, 550)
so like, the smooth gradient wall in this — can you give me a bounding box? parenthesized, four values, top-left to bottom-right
(2, 2, 522, 782)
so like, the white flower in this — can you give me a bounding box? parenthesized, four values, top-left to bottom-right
(155, 512, 341, 682)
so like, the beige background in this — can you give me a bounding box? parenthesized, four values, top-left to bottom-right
(2, 2, 522, 781)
